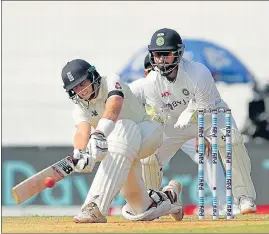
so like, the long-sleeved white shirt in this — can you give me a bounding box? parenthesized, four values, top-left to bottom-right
(130, 58, 223, 120)
(73, 73, 149, 128)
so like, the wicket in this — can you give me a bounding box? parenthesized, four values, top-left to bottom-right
(197, 108, 233, 220)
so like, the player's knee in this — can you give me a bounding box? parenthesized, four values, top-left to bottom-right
(107, 119, 141, 160)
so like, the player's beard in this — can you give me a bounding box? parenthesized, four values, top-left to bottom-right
(158, 63, 178, 81)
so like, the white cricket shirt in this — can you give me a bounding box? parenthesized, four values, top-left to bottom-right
(72, 73, 149, 128)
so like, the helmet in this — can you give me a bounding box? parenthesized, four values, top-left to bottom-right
(148, 28, 184, 77)
(61, 59, 101, 100)
(144, 54, 154, 76)
(144, 54, 152, 70)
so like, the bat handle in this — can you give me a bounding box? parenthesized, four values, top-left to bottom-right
(72, 158, 79, 166)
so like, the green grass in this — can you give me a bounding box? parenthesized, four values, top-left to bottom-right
(2, 215, 269, 233)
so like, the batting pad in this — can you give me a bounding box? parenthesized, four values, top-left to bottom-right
(141, 154, 163, 190)
(218, 128, 256, 203)
(81, 119, 142, 215)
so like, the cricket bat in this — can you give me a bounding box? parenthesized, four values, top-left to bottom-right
(12, 155, 77, 204)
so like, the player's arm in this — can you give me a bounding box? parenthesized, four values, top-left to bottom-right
(193, 63, 221, 109)
(129, 78, 166, 124)
(129, 78, 147, 105)
(89, 75, 124, 163)
(73, 121, 91, 151)
(72, 106, 96, 173)
(179, 63, 221, 129)
(102, 95, 124, 122)
(95, 75, 124, 137)
(72, 104, 92, 150)
(94, 95, 123, 136)
(174, 64, 220, 129)
(73, 122, 96, 173)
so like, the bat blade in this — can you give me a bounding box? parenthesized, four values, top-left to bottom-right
(12, 156, 75, 204)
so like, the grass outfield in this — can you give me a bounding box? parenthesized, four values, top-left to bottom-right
(3, 215, 269, 233)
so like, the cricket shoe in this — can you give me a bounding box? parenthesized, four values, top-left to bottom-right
(219, 204, 240, 217)
(162, 180, 184, 221)
(238, 195, 257, 214)
(73, 202, 107, 223)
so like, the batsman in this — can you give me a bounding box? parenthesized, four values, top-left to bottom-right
(132, 28, 257, 215)
(61, 59, 184, 223)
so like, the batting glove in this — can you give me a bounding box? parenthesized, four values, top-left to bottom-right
(90, 131, 108, 161)
(72, 149, 96, 173)
(174, 110, 197, 129)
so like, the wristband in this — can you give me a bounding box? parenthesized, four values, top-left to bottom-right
(95, 118, 115, 137)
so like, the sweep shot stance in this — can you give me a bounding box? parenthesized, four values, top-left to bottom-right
(130, 55, 233, 214)
(130, 28, 257, 215)
(61, 59, 184, 223)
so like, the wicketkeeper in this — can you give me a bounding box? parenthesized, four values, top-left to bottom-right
(130, 28, 257, 215)
(130, 54, 236, 215)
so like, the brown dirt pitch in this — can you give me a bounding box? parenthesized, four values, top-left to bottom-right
(2, 214, 269, 233)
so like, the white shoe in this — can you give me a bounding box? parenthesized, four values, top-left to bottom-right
(219, 204, 240, 217)
(239, 195, 257, 214)
(162, 180, 184, 221)
(73, 202, 107, 223)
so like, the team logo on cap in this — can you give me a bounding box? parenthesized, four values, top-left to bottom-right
(67, 72, 75, 82)
(156, 37, 165, 46)
(182, 88, 190, 96)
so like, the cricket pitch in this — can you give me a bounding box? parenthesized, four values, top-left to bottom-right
(3, 214, 269, 233)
